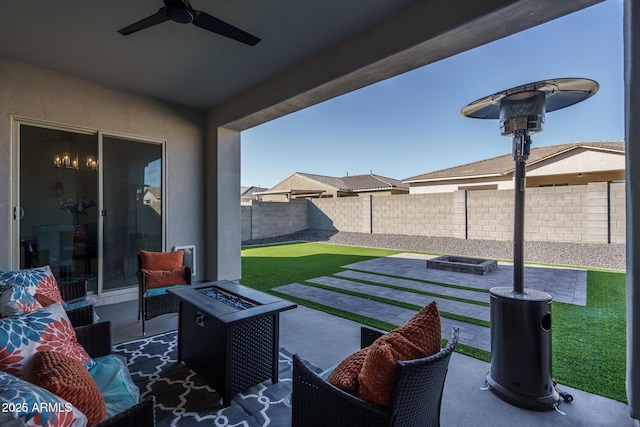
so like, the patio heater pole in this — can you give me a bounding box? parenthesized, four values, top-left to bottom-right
(512, 131, 530, 294)
(461, 78, 598, 411)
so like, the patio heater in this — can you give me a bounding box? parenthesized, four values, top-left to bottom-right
(461, 78, 598, 411)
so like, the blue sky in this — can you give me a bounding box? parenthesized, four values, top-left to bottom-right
(241, 0, 623, 188)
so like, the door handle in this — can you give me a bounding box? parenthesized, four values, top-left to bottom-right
(13, 206, 24, 220)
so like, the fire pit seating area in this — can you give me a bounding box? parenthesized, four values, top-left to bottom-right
(0, 266, 154, 426)
(292, 301, 459, 427)
(137, 249, 191, 335)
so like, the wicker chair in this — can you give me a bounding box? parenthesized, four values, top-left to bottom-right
(292, 326, 459, 427)
(74, 321, 155, 427)
(57, 279, 94, 327)
(136, 254, 191, 335)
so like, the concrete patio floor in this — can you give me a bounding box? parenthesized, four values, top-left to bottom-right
(96, 299, 632, 427)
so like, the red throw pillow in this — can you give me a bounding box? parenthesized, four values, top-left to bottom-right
(326, 347, 369, 395)
(140, 250, 183, 271)
(33, 350, 107, 426)
(142, 268, 188, 289)
(358, 301, 442, 406)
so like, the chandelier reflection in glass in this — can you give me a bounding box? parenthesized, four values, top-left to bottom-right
(53, 152, 79, 170)
(53, 152, 98, 171)
(85, 155, 98, 171)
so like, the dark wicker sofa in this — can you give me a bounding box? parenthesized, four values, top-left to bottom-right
(75, 321, 155, 427)
(292, 326, 459, 427)
(57, 279, 94, 327)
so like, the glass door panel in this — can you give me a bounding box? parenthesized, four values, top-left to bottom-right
(19, 125, 99, 289)
(102, 136, 163, 291)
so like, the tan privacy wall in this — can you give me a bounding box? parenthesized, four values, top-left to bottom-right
(241, 182, 625, 244)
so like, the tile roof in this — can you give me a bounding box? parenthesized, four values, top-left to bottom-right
(241, 186, 268, 197)
(403, 141, 625, 182)
(296, 172, 409, 192)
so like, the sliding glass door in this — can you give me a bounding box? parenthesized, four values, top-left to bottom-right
(102, 135, 163, 291)
(19, 125, 99, 288)
(18, 123, 164, 294)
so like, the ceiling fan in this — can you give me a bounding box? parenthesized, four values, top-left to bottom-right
(118, 0, 261, 46)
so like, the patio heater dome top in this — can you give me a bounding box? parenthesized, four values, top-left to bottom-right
(460, 78, 599, 136)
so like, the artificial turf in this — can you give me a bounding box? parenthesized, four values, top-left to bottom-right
(240, 241, 627, 403)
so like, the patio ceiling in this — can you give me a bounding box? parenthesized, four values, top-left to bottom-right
(0, 0, 603, 126)
(0, 0, 417, 110)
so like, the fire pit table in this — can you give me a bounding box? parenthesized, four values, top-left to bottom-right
(168, 281, 296, 406)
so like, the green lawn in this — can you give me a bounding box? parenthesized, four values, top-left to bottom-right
(240, 241, 627, 403)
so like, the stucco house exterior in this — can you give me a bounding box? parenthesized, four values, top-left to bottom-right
(2, 1, 640, 419)
(404, 141, 625, 194)
(255, 172, 409, 200)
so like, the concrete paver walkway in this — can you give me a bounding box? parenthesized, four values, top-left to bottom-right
(274, 282, 491, 351)
(345, 253, 587, 305)
(273, 252, 588, 353)
(337, 269, 490, 303)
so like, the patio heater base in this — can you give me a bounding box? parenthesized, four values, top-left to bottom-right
(486, 373, 560, 411)
(487, 286, 560, 411)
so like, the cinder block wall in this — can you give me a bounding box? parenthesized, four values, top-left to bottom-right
(240, 205, 252, 241)
(367, 193, 466, 238)
(309, 197, 370, 233)
(610, 182, 626, 244)
(241, 183, 626, 244)
(467, 189, 513, 240)
(241, 199, 308, 241)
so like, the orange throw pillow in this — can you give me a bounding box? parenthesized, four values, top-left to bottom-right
(358, 301, 441, 406)
(33, 350, 107, 426)
(142, 268, 188, 289)
(34, 293, 57, 307)
(326, 347, 369, 395)
(140, 250, 183, 271)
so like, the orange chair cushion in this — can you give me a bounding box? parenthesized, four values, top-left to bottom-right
(33, 350, 107, 426)
(142, 268, 188, 289)
(326, 346, 369, 395)
(140, 250, 183, 271)
(358, 301, 442, 406)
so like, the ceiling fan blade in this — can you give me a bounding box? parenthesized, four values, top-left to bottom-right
(192, 11, 261, 46)
(118, 9, 170, 35)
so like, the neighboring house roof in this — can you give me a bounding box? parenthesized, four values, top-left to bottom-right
(144, 187, 161, 199)
(241, 186, 268, 198)
(295, 172, 409, 192)
(403, 141, 625, 183)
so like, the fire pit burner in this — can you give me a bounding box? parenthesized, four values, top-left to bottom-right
(426, 256, 497, 275)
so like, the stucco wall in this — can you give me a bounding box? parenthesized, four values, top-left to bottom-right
(0, 59, 206, 279)
(408, 176, 512, 194)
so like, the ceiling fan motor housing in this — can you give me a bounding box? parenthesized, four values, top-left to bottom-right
(166, 0, 194, 23)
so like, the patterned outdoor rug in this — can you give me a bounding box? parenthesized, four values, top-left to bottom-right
(112, 330, 314, 427)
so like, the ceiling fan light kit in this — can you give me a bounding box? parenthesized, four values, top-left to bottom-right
(118, 0, 261, 46)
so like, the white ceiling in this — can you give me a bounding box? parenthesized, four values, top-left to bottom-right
(0, 0, 418, 110)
